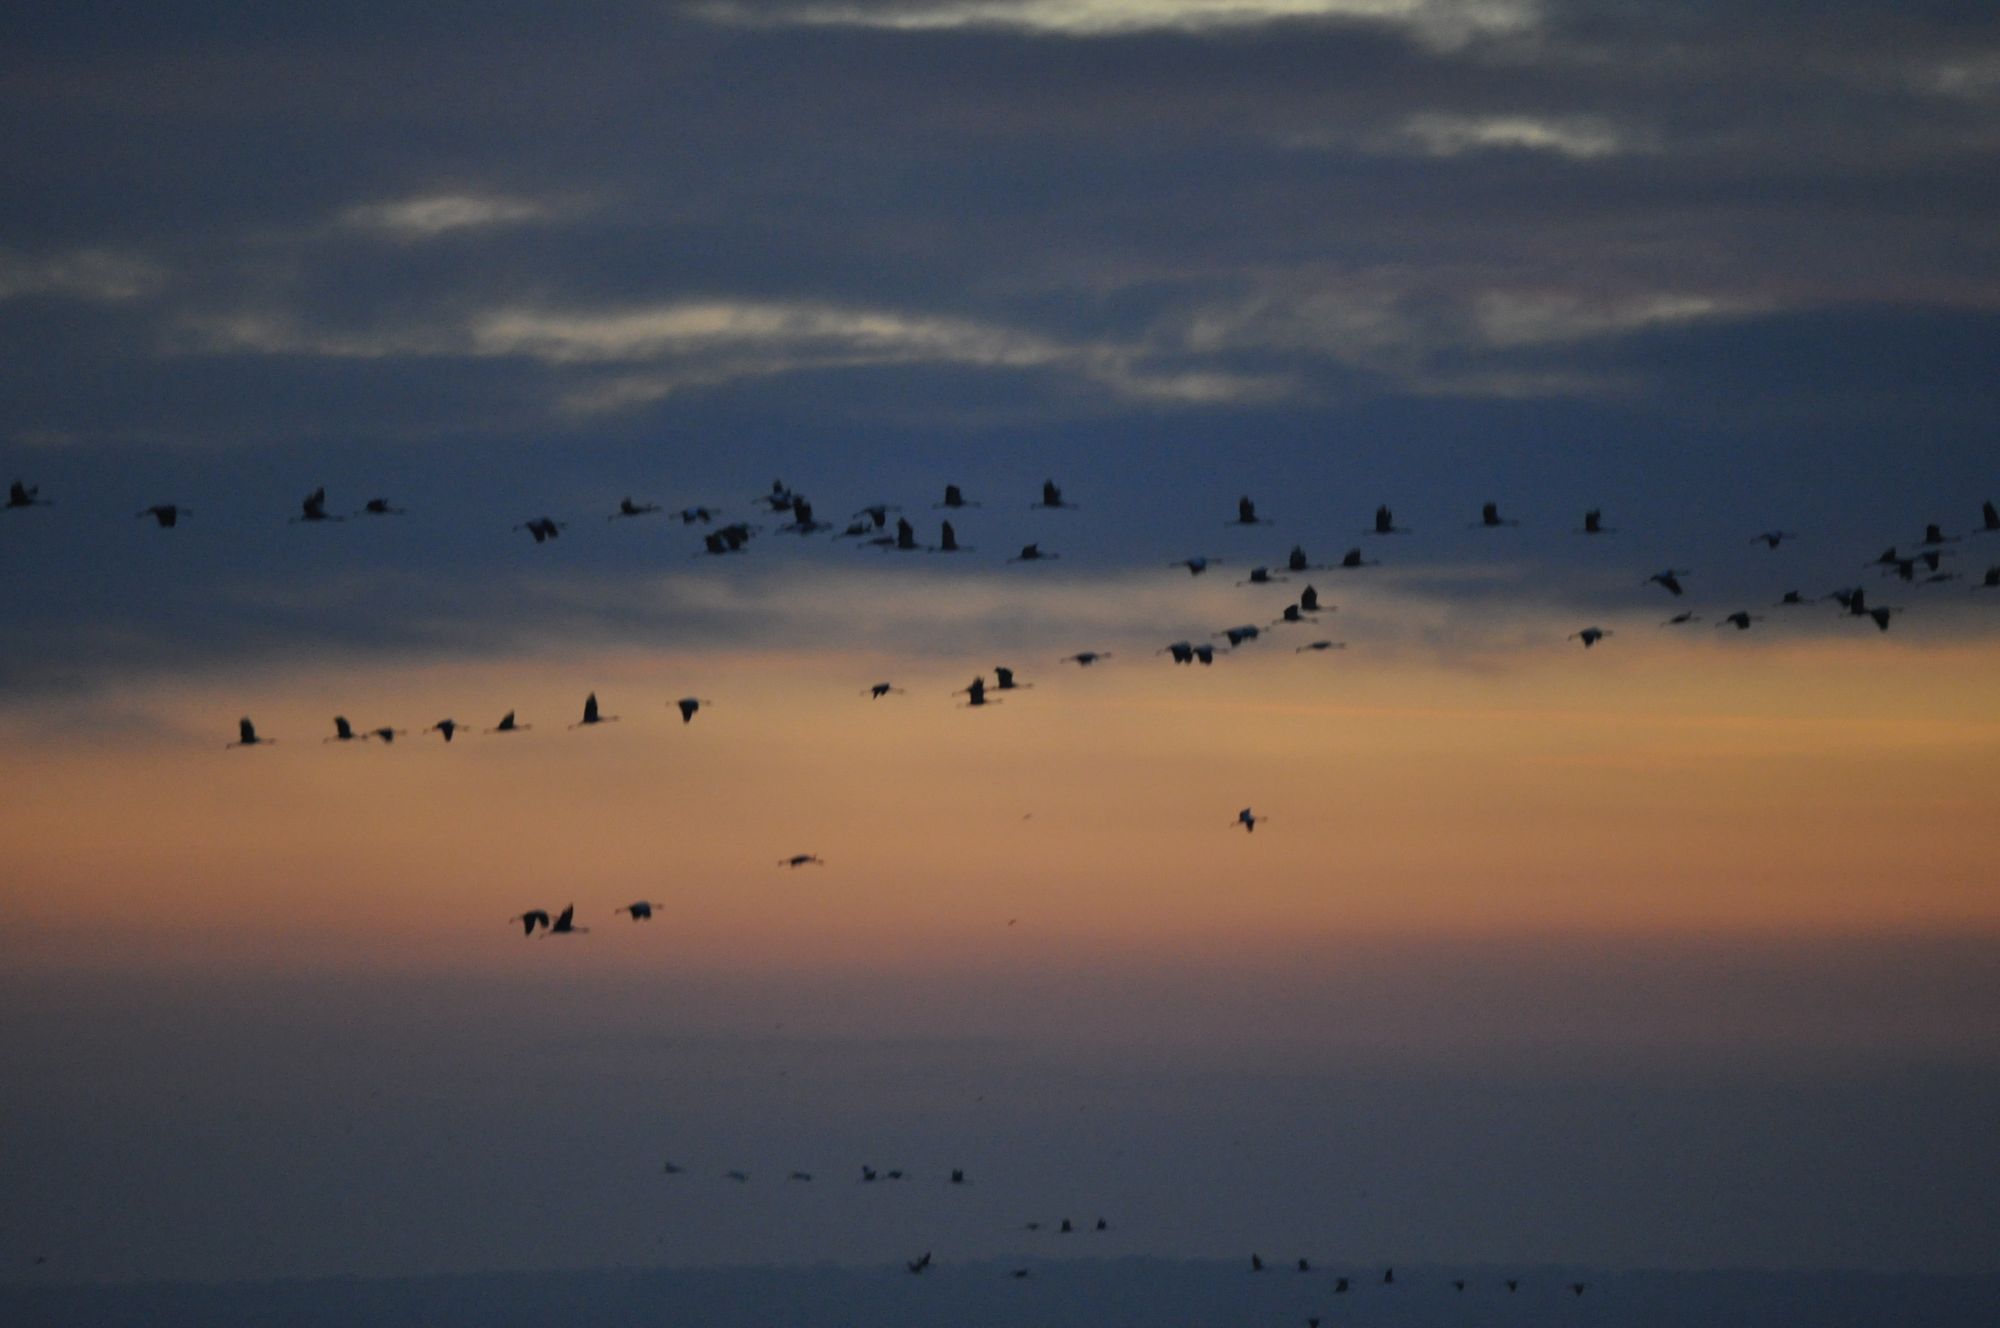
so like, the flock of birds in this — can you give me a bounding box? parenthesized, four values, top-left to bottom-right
(11, 470, 1997, 1294)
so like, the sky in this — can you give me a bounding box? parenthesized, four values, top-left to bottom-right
(2, 0, 1998, 1293)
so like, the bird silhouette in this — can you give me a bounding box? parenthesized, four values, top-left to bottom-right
(1569, 626, 1611, 647)
(357, 497, 405, 516)
(1238, 566, 1286, 585)
(935, 484, 979, 509)
(1505, 1278, 1519, 1292)
(1368, 504, 1408, 535)
(425, 719, 462, 742)
(227, 717, 273, 748)
(1296, 640, 1345, 652)
(1218, 624, 1261, 647)
(365, 727, 406, 744)
(1751, 529, 1796, 549)
(674, 697, 711, 724)
(1978, 501, 1999, 534)
(1920, 522, 1957, 546)
(724, 1169, 749, 1182)
(616, 902, 663, 920)
(992, 666, 1030, 690)
(1647, 568, 1691, 596)
(1272, 604, 1315, 625)
(1663, 611, 1700, 626)
(608, 497, 661, 520)
(1232, 496, 1270, 526)
(570, 693, 618, 728)
(1981, 566, 2000, 588)
(780, 854, 825, 868)
(137, 504, 190, 528)
(789, 1170, 813, 1181)
(1297, 585, 1329, 614)
(512, 910, 551, 936)
(1061, 651, 1109, 666)
(1161, 641, 1196, 664)
(1579, 508, 1613, 535)
(1286, 546, 1330, 573)
(674, 506, 718, 524)
(291, 487, 341, 523)
(1250, 1254, 1264, 1272)
(959, 676, 996, 707)
(906, 1251, 931, 1275)
(662, 1161, 686, 1175)
(950, 1169, 966, 1184)
(1383, 1267, 1395, 1285)
(1474, 501, 1520, 528)
(1234, 807, 1263, 832)
(1571, 1282, 1587, 1296)
(5, 480, 52, 509)
(1334, 1277, 1349, 1293)
(515, 517, 563, 543)
(865, 683, 905, 699)
(935, 520, 972, 553)
(1337, 547, 1378, 569)
(325, 716, 360, 742)
(1170, 555, 1218, 575)
(1009, 543, 1058, 562)
(1034, 479, 1075, 509)
(487, 709, 530, 734)
(1296, 1257, 1310, 1272)
(1719, 611, 1762, 631)
(549, 904, 587, 934)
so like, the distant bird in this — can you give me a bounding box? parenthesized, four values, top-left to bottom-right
(1337, 547, 1377, 569)
(366, 726, 406, 744)
(1296, 640, 1345, 652)
(1383, 1267, 1395, 1285)
(950, 1169, 966, 1185)
(137, 504, 190, 528)
(1010, 1268, 1030, 1279)
(1663, 611, 1700, 626)
(1579, 508, 1612, 535)
(292, 486, 341, 523)
(1920, 522, 1957, 546)
(1297, 1258, 1311, 1272)
(425, 719, 462, 742)
(1286, 546, 1327, 573)
(549, 904, 587, 934)
(781, 498, 831, 534)
(1647, 568, 1690, 596)
(906, 1251, 931, 1275)
(935, 484, 978, 509)
(725, 1169, 748, 1182)
(512, 910, 551, 936)
(674, 506, 717, 524)
(1218, 624, 1261, 647)
(1334, 1277, 1350, 1293)
(959, 676, 995, 707)
(861, 1166, 879, 1182)
(865, 683, 905, 699)
(1719, 611, 1762, 631)
(515, 516, 563, 543)
(1191, 644, 1218, 665)
(1453, 1279, 1467, 1291)
(1008, 543, 1058, 562)
(1864, 605, 1899, 632)
(1272, 604, 1315, 625)
(1368, 504, 1408, 535)
(1232, 496, 1270, 526)
(789, 1171, 813, 1181)
(1775, 589, 1809, 606)
(1059, 1218, 1073, 1234)
(993, 667, 1030, 691)
(1505, 1279, 1519, 1292)
(227, 717, 272, 748)
(936, 520, 971, 553)
(1981, 566, 2000, 588)
(1061, 651, 1109, 666)
(674, 697, 711, 724)
(1474, 501, 1519, 528)
(616, 902, 662, 920)
(1571, 1282, 1587, 1296)
(1094, 1218, 1108, 1231)
(1751, 530, 1796, 549)
(487, 709, 530, 734)
(1034, 479, 1075, 509)
(1297, 585, 1328, 614)
(780, 854, 825, 868)
(853, 503, 898, 527)
(1865, 546, 1901, 568)
(609, 496, 661, 520)
(5, 480, 51, 510)
(887, 517, 920, 551)
(1161, 641, 1195, 664)
(325, 716, 360, 743)
(358, 497, 405, 516)
(1238, 566, 1285, 585)
(1979, 501, 1999, 534)
(1569, 626, 1610, 648)
(1170, 555, 1218, 575)
(1250, 1254, 1264, 1272)
(1234, 807, 1263, 832)
(569, 692, 619, 728)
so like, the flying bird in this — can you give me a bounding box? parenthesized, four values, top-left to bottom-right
(992, 667, 1030, 690)
(865, 683, 905, 699)
(1337, 547, 1378, 569)
(1234, 807, 1263, 832)
(935, 520, 972, 553)
(674, 697, 711, 724)
(779, 854, 825, 868)
(1170, 556, 1218, 575)
(487, 710, 530, 733)
(1232, 496, 1270, 525)
(1579, 508, 1613, 535)
(674, 506, 718, 524)
(1751, 529, 1797, 549)
(5, 480, 51, 509)
(1218, 624, 1261, 647)
(227, 717, 273, 748)
(365, 727, 406, 744)
(515, 517, 563, 543)
(1296, 640, 1345, 652)
(1033, 479, 1075, 509)
(608, 496, 661, 520)
(1008, 543, 1058, 562)
(570, 693, 619, 728)
(325, 716, 360, 742)
(425, 719, 463, 742)
(906, 1252, 931, 1275)
(1662, 611, 1700, 626)
(616, 902, 663, 920)
(1238, 566, 1285, 585)
(549, 904, 587, 934)
(935, 484, 979, 509)
(1474, 501, 1520, 528)
(291, 486, 341, 523)
(1719, 611, 1762, 630)
(1569, 626, 1611, 647)
(1061, 651, 1110, 666)
(1647, 568, 1691, 596)
(137, 504, 190, 528)
(512, 910, 551, 936)
(1978, 501, 1999, 534)
(357, 497, 405, 516)
(1297, 585, 1329, 614)
(1368, 504, 1408, 535)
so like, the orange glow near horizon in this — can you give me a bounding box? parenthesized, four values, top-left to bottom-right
(7, 625, 1998, 981)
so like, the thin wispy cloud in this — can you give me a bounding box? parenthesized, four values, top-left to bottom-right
(1395, 111, 1637, 159)
(0, 248, 169, 302)
(337, 192, 577, 239)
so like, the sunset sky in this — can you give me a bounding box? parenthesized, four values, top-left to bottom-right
(3, 0, 1997, 1289)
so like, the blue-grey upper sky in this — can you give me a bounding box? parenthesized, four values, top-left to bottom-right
(3, 0, 1997, 691)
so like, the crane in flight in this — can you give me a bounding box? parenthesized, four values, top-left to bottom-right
(227, 717, 273, 748)
(1008, 543, 1059, 563)
(1751, 529, 1797, 549)
(570, 693, 618, 728)
(608, 497, 661, 520)
(5, 480, 52, 510)
(548, 904, 586, 934)
(864, 683, 905, 699)
(1578, 508, 1614, 535)
(779, 854, 825, 868)
(1061, 651, 1110, 666)
(137, 504, 190, 528)
(1169, 555, 1218, 575)
(935, 484, 979, 509)
(325, 716, 361, 742)
(1232, 496, 1271, 526)
(1234, 808, 1264, 832)
(1473, 501, 1520, 528)
(935, 520, 972, 553)
(512, 910, 551, 936)
(1237, 566, 1285, 585)
(1569, 626, 1611, 647)
(674, 697, 711, 724)
(1033, 479, 1076, 509)
(616, 902, 663, 920)
(1368, 504, 1409, 535)
(487, 710, 530, 734)
(425, 719, 463, 742)
(292, 487, 342, 523)
(357, 497, 405, 516)
(1647, 568, 1691, 596)
(515, 517, 563, 543)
